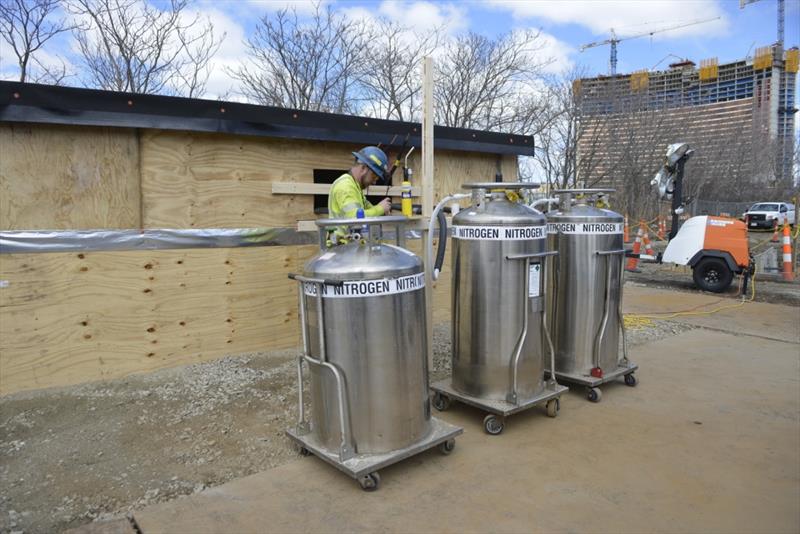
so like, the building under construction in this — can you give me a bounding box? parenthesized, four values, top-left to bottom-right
(575, 45, 798, 211)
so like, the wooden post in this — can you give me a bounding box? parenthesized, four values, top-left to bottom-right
(421, 56, 435, 370)
(422, 57, 434, 218)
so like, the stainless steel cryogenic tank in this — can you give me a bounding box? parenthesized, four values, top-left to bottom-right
(545, 189, 637, 402)
(287, 217, 461, 490)
(430, 183, 567, 435)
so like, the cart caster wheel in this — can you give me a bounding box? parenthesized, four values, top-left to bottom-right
(438, 439, 456, 455)
(298, 446, 311, 457)
(358, 472, 381, 492)
(587, 387, 602, 403)
(483, 414, 504, 435)
(546, 398, 560, 418)
(624, 373, 638, 387)
(432, 392, 451, 411)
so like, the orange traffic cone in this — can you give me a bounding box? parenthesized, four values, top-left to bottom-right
(782, 223, 794, 281)
(771, 221, 780, 243)
(626, 227, 643, 272)
(642, 230, 655, 256)
(657, 217, 666, 240)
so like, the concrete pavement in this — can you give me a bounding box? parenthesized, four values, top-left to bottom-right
(116, 287, 800, 533)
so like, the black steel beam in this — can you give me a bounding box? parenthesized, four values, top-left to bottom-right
(0, 82, 534, 156)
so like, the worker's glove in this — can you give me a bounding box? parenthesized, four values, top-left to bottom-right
(379, 198, 392, 214)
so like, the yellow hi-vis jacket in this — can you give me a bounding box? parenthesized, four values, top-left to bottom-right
(327, 173, 385, 244)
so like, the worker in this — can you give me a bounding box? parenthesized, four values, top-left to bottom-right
(328, 146, 392, 245)
(595, 193, 610, 209)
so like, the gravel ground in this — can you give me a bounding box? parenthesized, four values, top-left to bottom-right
(0, 313, 694, 534)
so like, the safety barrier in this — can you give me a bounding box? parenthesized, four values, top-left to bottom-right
(771, 221, 780, 243)
(657, 216, 667, 240)
(625, 226, 643, 272)
(782, 223, 794, 281)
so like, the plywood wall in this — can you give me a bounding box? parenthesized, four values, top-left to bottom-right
(0, 123, 509, 395)
(0, 123, 140, 230)
(0, 244, 453, 395)
(1, 124, 518, 231)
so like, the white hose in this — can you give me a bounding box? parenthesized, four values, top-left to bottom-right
(427, 193, 471, 281)
(531, 197, 559, 210)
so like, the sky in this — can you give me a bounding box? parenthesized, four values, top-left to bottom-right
(0, 0, 798, 102)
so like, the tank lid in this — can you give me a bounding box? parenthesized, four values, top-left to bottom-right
(462, 182, 540, 190)
(304, 242, 422, 280)
(548, 204, 623, 220)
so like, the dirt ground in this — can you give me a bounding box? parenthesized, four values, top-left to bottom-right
(1, 228, 797, 534)
(624, 228, 800, 307)
(0, 318, 696, 534)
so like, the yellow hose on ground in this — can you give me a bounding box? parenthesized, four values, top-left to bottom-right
(624, 271, 756, 324)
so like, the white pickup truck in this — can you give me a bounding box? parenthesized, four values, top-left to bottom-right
(743, 202, 796, 230)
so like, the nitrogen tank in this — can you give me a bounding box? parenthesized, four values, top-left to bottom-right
(451, 183, 548, 401)
(546, 189, 625, 377)
(302, 220, 431, 454)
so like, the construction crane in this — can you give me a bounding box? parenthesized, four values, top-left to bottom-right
(740, 0, 784, 46)
(580, 17, 721, 76)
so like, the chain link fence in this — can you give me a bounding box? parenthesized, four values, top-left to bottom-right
(686, 199, 754, 219)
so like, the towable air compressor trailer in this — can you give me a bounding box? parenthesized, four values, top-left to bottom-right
(428, 183, 568, 435)
(287, 216, 462, 491)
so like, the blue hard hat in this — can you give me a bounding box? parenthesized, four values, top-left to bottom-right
(352, 146, 388, 180)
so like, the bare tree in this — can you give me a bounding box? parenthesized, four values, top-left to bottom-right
(67, 0, 223, 96)
(232, 2, 370, 113)
(0, 0, 75, 83)
(358, 20, 440, 121)
(532, 69, 613, 190)
(433, 30, 553, 133)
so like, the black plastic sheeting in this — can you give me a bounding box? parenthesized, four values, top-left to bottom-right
(0, 82, 534, 156)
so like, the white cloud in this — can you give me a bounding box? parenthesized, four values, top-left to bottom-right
(488, 0, 729, 39)
(377, 1, 468, 35)
(244, 0, 330, 15)
(187, 7, 249, 99)
(535, 32, 574, 74)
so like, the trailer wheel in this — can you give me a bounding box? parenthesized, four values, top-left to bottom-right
(358, 472, 381, 491)
(624, 373, 638, 387)
(298, 446, 311, 457)
(545, 398, 560, 418)
(483, 414, 504, 435)
(587, 387, 602, 403)
(692, 257, 733, 293)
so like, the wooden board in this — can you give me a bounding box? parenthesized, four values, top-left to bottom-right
(0, 123, 140, 230)
(271, 182, 421, 197)
(140, 131, 364, 228)
(0, 241, 452, 395)
(140, 129, 514, 229)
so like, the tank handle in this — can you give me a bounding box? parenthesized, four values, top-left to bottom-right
(288, 273, 345, 287)
(504, 250, 560, 403)
(595, 249, 626, 256)
(314, 216, 409, 250)
(462, 182, 541, 190)
(505, 250, 558, 261)
(314, 215, 409, 227)
(552, 188, 615, 194)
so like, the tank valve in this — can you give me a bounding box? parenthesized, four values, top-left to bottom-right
(590, 367, 604, 378)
